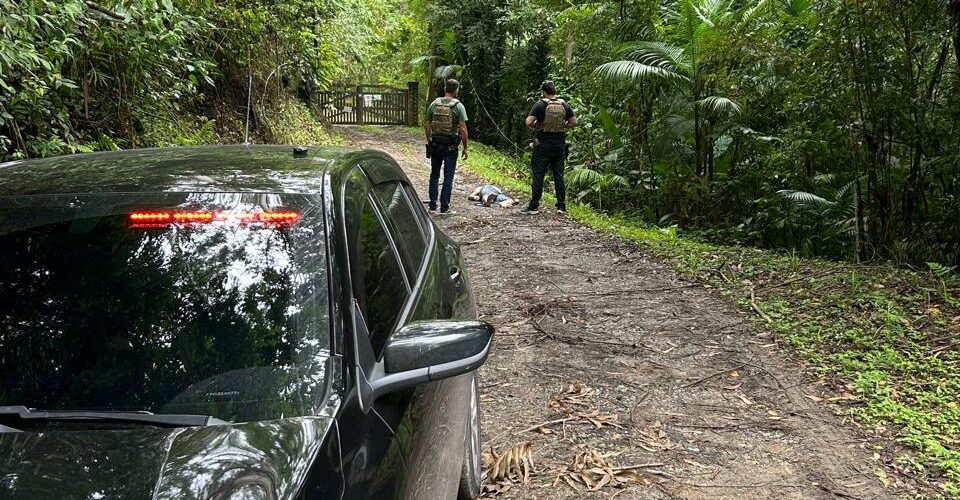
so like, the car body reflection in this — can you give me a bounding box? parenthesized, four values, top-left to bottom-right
(0, 416, 336, 499)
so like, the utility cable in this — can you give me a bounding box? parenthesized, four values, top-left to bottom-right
(243, 68, 253, 145)
(456, 46, 524, 156)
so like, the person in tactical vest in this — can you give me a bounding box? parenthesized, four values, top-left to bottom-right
(523, 80, 576, 214)
(424, 79, 469, 214)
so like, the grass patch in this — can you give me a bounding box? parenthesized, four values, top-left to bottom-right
(384, 129, 960, 495)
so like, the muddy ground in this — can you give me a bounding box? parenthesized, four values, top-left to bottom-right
(338, 126, 908, 499)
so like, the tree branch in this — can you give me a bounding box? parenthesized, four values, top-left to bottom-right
(84, 1, 125, 21)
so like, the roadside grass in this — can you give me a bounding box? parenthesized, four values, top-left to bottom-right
(134, 95, 345, 150)
(354, 127, 960, 495)
(258, 98, 344, 146)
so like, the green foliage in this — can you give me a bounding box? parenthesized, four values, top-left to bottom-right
(259, 98, 343, 146)
(408, 0, 960, 268)
(444, 137, 960, 492)
(1, 0, 388, 160)
(1, 0, 211, 158)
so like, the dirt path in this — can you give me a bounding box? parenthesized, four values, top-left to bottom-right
(337, 126, 901, 499)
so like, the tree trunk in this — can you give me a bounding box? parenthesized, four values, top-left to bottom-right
(900, 12, 921, 238)
(854, 179, 865, 264)
(951, 0, 960, 73)
(427, 23, 438, 101)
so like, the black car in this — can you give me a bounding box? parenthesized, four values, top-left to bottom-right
(0, 145, 492, 499)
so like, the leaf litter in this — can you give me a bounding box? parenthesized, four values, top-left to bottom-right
(549, 382, 595, 409)
(528, 383, 622, 434)
(480, 441, 535, 496)
(552, 448, 653, 492)
(638, 421, 674, 452)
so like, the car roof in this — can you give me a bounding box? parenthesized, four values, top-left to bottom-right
(0, 145, 408, 195)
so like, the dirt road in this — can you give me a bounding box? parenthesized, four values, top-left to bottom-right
(339, 127, 901, 499)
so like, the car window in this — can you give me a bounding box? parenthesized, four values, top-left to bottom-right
(403, 184, 432, 234)
(374, 181, 427, 281)
(345, 169, 409, 355)
(0, 192, 331, 424)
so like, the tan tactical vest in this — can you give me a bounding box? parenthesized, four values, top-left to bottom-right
(541, 98, 567, 133)
(430, 98, 459, 137)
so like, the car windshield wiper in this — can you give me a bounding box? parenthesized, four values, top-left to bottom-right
(0, 405, 229, 431)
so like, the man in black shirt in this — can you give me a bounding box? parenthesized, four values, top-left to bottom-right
(523, 80, 576, 214)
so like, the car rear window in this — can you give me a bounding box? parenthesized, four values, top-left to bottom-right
(0, 192, 330, 424)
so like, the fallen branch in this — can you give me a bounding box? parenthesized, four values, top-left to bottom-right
(521, 417, 575, 434)
(530, 283, 699, 297)
(750, 288, 773, 324)
(84, 1, 125, 20)
(461, 237, 488, 246)
(532, 319, 653, 351)
(731, 358, 789, 393)
(612, 463, 667, 471)
(681, 364, 746, 389)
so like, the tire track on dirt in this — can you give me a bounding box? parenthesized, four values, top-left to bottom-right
(337, 126, 903, 499)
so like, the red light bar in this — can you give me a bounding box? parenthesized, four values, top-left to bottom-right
(129, 211, 300, 228)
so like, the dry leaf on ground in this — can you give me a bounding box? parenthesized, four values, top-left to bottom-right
(553, 448, 651, 492)
(574, 409, 623, 429)
(480, 441, 535, 497)
(549, 382, 595, 410)
(638, 421, 674, 451)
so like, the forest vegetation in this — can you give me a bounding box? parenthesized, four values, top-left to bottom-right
(3, 0, 960, 492)
(4, 0, 960, 268)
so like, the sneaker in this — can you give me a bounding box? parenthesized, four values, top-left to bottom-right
(428, 206, 437, 214)
(557, 207, 567, 214)
(439, 207, 452, 215)
(520, 206, 540, 215)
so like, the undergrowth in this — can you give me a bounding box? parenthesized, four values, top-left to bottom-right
(34, 94, 343, 157)
(369, 127, 960, 496)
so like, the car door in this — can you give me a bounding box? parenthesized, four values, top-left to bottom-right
(368, 171, 473, 499)
(336, 166, 412, 499)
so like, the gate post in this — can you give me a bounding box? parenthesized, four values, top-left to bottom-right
(406, 81, 419, 126)
(356, 85, 364, 125)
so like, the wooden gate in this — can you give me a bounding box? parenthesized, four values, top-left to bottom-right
(317, 82, 419, 126)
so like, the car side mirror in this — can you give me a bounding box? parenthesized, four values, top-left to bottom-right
(356, 320, 493, 408)
(384, 320, 493, 375)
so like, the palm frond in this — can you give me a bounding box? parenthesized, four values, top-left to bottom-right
(618, 41, 691, 73)
(409, 55, 436, 67)
(742, 0, 771, 24)
(782, 0, 816, 27)
(782, 0, 810, 17)
(833, 180, 855, 201)
(594, 60, 687, 84)
(696, 95, 742, 117)
(434, 64, 462, 79)
(777, 189, 835, 207)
